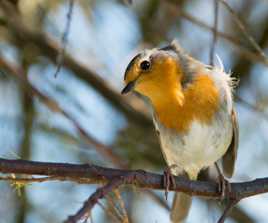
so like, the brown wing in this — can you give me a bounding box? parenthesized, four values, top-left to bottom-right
(222, 109, 239, 178)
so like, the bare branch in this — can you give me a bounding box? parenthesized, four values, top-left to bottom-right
(0, 176, 63, 183)
(54, 0, 74, 78)
(218, 199, 239, 223)
(218, 0, 268, 64)
(1, 158, 268, 222)
(210, 0, 219, 66)
(236, 95, 268, 120)
(0, 158, 268, 200)
(64, 175, 133, 223)
(113, 189, 129, 223)
(175, 8, 268, 66)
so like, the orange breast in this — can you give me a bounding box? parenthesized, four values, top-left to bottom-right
(154, 75, 220, 133)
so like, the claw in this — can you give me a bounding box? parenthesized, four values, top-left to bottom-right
(163, 165, 177, 200)
(215, 163, 231, 201)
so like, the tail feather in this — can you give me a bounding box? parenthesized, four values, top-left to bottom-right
(171, 192, 192, 223)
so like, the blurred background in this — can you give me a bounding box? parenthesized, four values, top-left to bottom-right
(0, 0, 268, 222)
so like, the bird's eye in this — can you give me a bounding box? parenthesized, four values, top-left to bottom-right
(140, 60, 151, 71)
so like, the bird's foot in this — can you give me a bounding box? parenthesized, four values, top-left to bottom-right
(163, 164, 177, 200)
(215, 163, 231, 201)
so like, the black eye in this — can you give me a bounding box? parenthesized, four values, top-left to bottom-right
(140, 60, 151, 71)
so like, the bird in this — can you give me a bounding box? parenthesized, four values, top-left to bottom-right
(121, 40, 238, 223)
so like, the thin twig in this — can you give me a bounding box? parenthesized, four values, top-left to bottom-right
(98, 201, 121, 223)
(64, 174, 135, 223)
(114, 189, 129, 223)
(0, 176, 59, 183)
(54, 0, 74, 78)
(235, 95, 268, 120)
(106, 194, 125, 223)
(123, 0, 132, 4)
(176, 9, 268, 66)
(210, 0, 219, 66)
(217, 199, 239, 223)
(218, 0, 268, 64)
(0, 175, 97, 184)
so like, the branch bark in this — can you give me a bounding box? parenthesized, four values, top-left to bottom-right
(1, 158, 268, 200)
(1, 158, 267, 222)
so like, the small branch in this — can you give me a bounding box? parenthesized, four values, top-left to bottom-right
(175, 8, 268, 66)
(218, 0, 268, 64)
(98, 201, 120, 223)
(235, 95, 268, 121)
(64, 174, 135, 223)
(113, 189, 129, 223)
(54, 0, 74, 78)
(218, 199, 239, 223)
(210, 0, 219, 66)
(0, 176, 62, 183)
(123, 0, 132, 4)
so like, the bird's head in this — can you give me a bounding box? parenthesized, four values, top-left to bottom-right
(121, 41, 190, 106)
(121, 41, 221, 132)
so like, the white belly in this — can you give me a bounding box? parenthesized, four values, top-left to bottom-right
(154, 110, 233, 179)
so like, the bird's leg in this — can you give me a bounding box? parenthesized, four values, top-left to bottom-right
(215, 163, 231, 201)
(163, 164, 177, 200)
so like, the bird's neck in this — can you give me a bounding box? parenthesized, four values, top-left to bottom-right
(152, 75, 220, 133)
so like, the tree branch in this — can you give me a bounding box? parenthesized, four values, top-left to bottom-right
(1, 158, 268, 200)
(1, 158, 266, 223)
(54, 0, 74, 78)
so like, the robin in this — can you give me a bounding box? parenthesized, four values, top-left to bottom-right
(121, 40, 238, 223)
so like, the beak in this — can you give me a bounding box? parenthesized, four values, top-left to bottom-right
(121, 81, 135, 94)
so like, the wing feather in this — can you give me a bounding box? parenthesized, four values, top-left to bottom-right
(222, 109, 239, 178)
